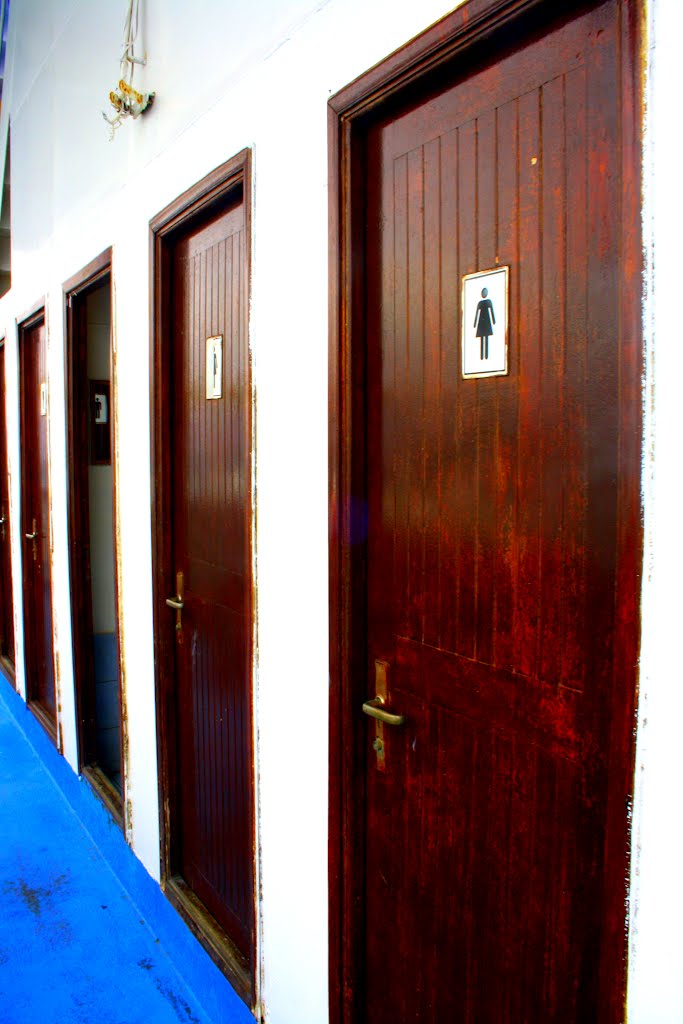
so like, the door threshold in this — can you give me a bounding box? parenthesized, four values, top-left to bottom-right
(163, 875, 252, 1009)
(82, 763, 123, 825)
(27, 699, 57, 745)
(0, 656, 15, 688)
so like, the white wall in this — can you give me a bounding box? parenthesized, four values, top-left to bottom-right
(627, 1, 683, 1021)
(0, 0, 679, 1022)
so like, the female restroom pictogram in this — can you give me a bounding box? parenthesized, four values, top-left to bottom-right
(474, 287, 495, 359)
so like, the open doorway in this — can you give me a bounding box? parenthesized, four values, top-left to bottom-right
(65, 251, 123, 819)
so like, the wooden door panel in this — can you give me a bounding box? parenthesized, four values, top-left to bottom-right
(394, 637, 582, 759)
(377, 70, 613, 686)
(0, 344, 14, 670)
(20, 318, 56, 728)
(171, 195, 253, 963)
(179, 608, 250, 950)
(384, 2, 609, 160)
(359, 3, 633, 1021)
(368, 702, 585, 1023)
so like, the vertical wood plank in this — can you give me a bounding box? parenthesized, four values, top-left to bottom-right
(474, 107, 497, 664)
(583, 16, 619, 712)
(423, 137, 442, 649)
(438, 128, 459, 653)
(515, 89, 542, 680)
(561, 66, 588, 691)
(493, 97, 519, 671)
(455, 118, 478, 659)
(393, 155, 410, 641)
(406, 146, 426, 640)
(539, 75, 567, 683)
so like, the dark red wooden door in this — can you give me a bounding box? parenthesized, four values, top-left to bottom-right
(0, 342, 15, 671)
(19, 317, 56, 732)
(169, 192, 254, 964)
(360, 3, 638, 1021)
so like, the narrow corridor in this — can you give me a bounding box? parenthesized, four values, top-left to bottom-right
(0, 677, 252, 1024)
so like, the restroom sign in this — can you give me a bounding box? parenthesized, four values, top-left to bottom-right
(461, 266, 509, 379)
(206, 336, 223, 399)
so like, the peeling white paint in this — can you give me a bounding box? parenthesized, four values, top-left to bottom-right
(628, 1, 683, 1021)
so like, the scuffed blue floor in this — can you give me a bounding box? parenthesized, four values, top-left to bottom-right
(0, 687, 246, 1024)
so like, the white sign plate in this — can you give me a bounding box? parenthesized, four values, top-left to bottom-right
(461, 266, 509, 379)
(94, 393, 108, 424)
(206, 335, 223, 400)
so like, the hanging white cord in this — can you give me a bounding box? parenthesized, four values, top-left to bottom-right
(103, 0, 154, 139)
(120, 0, 142, 83)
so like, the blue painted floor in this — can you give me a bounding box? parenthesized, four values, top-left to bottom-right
(0, 688, 239, 1024)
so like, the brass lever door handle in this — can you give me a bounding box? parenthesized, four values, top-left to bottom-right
(25, 518, 38, 560)
(166, 570, 185, 636)
(362, 695, 406, 726)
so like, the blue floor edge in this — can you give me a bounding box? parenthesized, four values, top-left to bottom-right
(0, 674, 255, 1024)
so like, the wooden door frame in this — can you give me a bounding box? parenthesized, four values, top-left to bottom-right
(64, 247, 124, 823)
(149, 149, 256, 1008)
(17, 300, 58, 743)
(327, 2, 643, 1021)
(0, 336, 16, 686)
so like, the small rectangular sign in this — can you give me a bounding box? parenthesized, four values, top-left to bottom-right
(40, 382, 48, 416)
(206, 336, 223, 400)
(94, 392, 108, 424)
(89, 380, 111, 465)
(461, 266, 509, 379)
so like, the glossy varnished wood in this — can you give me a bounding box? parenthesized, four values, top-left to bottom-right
(0, 340, 15, 681)
(172, 196, 251, 949)
(328, 1, 642, 1022)
(19, 311, 57, 741)
(150, 152, 255, 1008)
